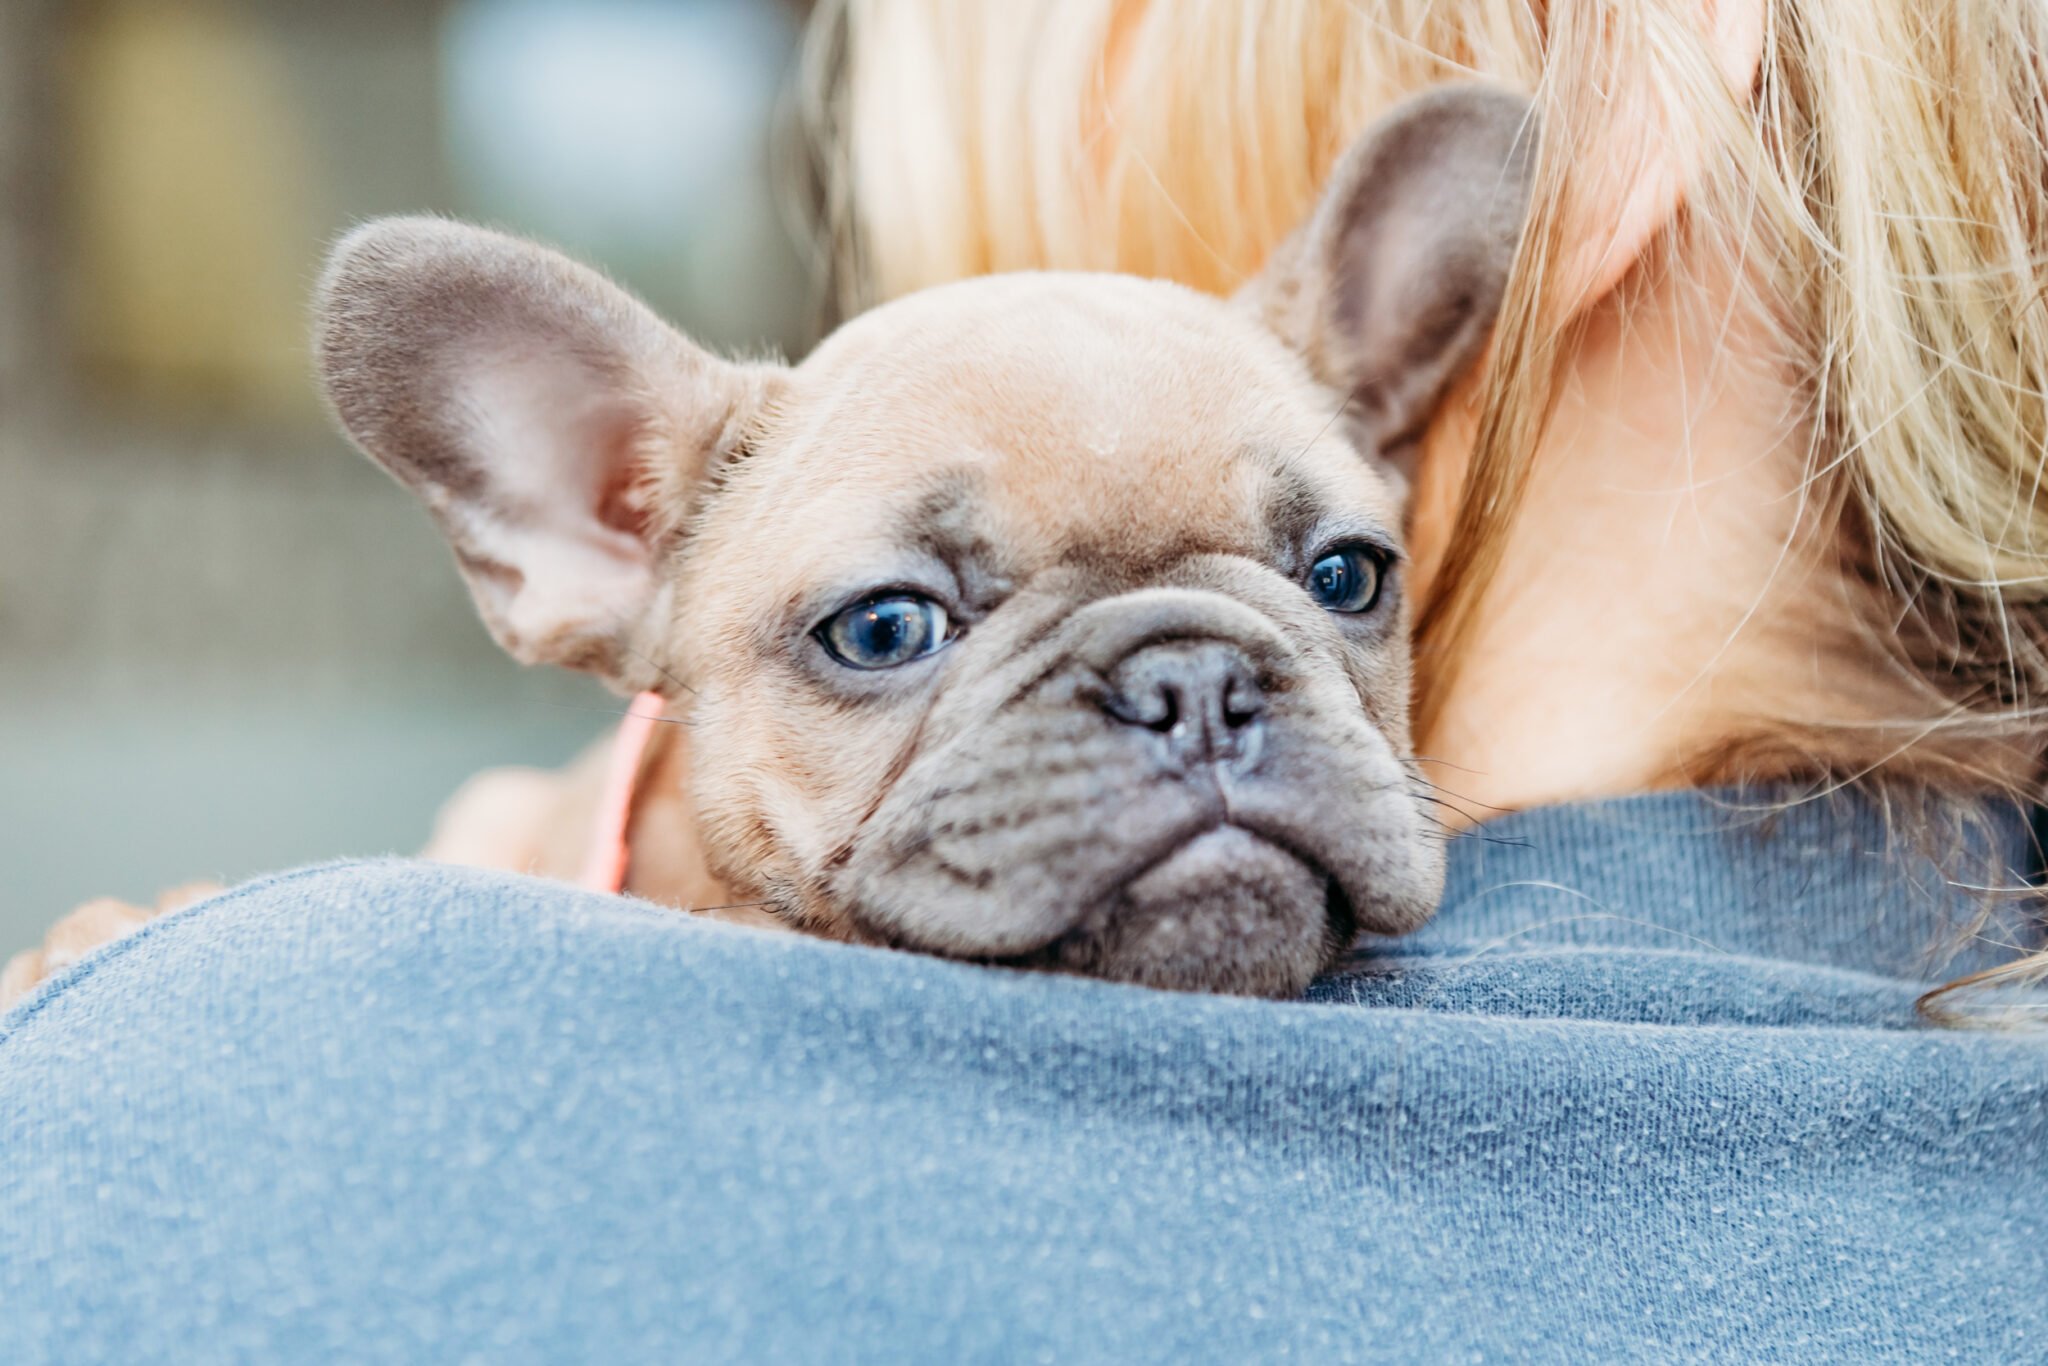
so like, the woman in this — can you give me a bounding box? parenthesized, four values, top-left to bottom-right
(863, 0, 2048, 1002)
(3, 1, 2043, 1359)
(818, 0, 2048, 980)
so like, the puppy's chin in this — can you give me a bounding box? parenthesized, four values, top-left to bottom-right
(1000, 827, 1347, 998)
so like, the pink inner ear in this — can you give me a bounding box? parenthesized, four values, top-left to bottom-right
(444, 346, 664, 664)
(595, 450, 660, 543)
(460, 347, 645, 518)
(317, 215, 767, 682)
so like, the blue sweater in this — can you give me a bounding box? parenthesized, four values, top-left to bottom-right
(2, 791, 2043, 1362)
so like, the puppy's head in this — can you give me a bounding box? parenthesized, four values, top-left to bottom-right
(318, 85, 1535, 996)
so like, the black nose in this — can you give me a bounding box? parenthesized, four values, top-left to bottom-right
(1100, 641, 1266, 770)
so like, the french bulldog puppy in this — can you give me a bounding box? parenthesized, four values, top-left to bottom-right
(6, 85, 1534, 1001)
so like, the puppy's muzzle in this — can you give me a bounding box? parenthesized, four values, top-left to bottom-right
(838, 584, 1411, 994)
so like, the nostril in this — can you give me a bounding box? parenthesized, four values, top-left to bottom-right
(1222, 675, 1264, 730)
(1103, 678, 1178, 731)
(1149, 683, 1183, 734)
(1100, 644, 1269, 758)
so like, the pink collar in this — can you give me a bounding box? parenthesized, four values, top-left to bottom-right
(578, 690, 668, 894)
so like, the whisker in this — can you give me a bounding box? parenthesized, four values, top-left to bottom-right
(1411, 829, 1534, 850)
(1406, 778, 1513, 814)
(623, 644, 699, 698)
(532, 699, 698, 729)
(1293, 394, 1356, 463)
(1405, 789, 1491, 819)
(1409, 754, 1489, 776)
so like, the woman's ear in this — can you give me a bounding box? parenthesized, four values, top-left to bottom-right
(315, 217, 782, 691)
(1557, 0, 1766, 308)
(1240, 84, 1538, 464)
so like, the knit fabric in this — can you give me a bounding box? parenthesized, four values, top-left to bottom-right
(2, 790, 2043, 1363)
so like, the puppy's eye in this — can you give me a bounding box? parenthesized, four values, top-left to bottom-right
(1306, 545, 1383, 613)
(819, 594, 953, 669)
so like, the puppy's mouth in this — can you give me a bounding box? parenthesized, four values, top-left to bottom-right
(990, 822, 1354, 997)
(825, 691, 1442, 997)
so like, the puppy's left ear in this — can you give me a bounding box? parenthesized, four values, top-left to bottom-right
(1242, 83, 1537, 462)
(316, 217, 783, 691)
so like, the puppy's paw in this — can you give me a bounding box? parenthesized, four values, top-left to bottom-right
(1, 883, 222, 1008)
(422, 765, 567, 872)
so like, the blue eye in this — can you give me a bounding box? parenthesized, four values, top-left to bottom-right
(1306, 546, 1384, 613)
(819, 594, 953, 669)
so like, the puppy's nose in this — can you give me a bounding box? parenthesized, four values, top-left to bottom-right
(1100, 641, 1265, 770)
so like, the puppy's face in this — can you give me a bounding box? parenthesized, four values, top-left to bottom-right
(318, 85, 1535, 996)
(685, 277, 1432, 994)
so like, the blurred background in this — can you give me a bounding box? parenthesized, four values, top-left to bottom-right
(0, 0, 821, 947)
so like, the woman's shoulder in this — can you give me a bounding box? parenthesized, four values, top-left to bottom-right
(3, 853, 2044, 1361)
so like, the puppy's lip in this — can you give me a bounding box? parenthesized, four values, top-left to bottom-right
(990, 816, 1334, 962)
(989, 823, 1340, 991)
(1111, 811, 1317, 902)
(841, 795, 1229, 959)
(1212, 782, 1428, 937)
(1142, 814, 1363, 952)
(849, 783, 1371, 963)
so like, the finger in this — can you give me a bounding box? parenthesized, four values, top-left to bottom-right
(42, 899, 152, 973)
(156, 882, 225, 913)
(0, 949, 46, 1007)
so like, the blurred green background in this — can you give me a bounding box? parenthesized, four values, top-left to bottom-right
(0, 0, 819, 947)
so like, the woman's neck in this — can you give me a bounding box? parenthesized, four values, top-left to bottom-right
(1408, 265, 1870, 820)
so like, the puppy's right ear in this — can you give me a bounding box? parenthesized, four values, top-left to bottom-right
(316, 217, 779, 691)
(1242, 84, 1537, 466)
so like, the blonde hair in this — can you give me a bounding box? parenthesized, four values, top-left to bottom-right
(801, 0, 2048, 1016)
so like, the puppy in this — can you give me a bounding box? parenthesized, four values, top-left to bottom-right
(6, 85, 1534, 1001)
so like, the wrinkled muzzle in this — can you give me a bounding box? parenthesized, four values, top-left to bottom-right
(831, 588, 1443, 997)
